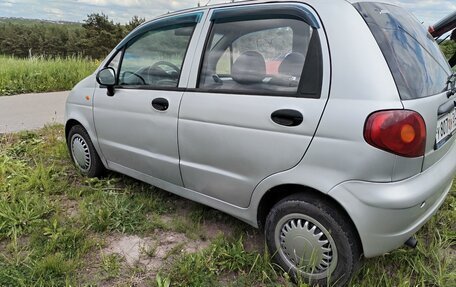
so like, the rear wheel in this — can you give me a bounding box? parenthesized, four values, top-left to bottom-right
(265, 193, 361, 287)
(67, 125, 105, 178)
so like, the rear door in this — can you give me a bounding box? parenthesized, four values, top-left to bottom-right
(354, 2, 456, 171)
(178, 3, 330, 208)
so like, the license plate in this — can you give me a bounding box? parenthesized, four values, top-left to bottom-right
(435, 108, 456, 148)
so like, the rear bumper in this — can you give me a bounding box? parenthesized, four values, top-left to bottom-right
(329, 140, 456, 257)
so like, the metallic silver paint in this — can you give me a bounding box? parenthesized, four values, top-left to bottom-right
(329, 139, 456, 257)
(179, 3, 331, 208)
(65, 0, 456, 259)
(64, 74, 107, 167)
(93, 89, 185, 186)
(178, 93, 328, 207)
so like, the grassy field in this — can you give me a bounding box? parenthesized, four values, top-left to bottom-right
(0, 125, 454, 286)
(0, 56, 98, 96)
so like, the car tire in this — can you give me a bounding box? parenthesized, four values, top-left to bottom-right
(265, 193, 361, 287)
(67, 125, 105, 178)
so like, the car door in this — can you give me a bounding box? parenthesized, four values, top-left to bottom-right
(93, 12, 205, 186)
(178, 4, 330, 207)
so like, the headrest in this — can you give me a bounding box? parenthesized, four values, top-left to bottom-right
(278, 52, 305, 77)
(232, 51, 266, 84)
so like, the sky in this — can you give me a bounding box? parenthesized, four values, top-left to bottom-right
(0, 0, 455, 26)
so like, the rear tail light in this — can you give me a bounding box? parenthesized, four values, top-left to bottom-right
(364, 110, 426, 158)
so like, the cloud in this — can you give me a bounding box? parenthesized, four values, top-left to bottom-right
(389, 0, 456, 25)
(74, 0, 213, 11)
(76, 0, 145, 7)
(43, 7, 64, 19)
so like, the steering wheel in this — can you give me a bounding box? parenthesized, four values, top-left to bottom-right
(121, 71, 146, 85)
(150, 61, 181, 78)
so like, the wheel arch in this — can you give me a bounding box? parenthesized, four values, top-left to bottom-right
(65, 119, 83, 142)
(256, 183, 364, 255)
(65, 117, 107, 168)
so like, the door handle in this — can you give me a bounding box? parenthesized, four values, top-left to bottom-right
(271, 109, 303, 127)
(152, 98, 169, 111)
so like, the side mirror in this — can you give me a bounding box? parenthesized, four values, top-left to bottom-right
(96, 67, 116, 96)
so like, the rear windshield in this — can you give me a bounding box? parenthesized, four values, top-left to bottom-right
(354, 2, 452, 100)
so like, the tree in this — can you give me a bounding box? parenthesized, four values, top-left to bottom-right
(80, 13, 123, 59)
(125, 16, 146, 33)
(440, 39, 456, 60)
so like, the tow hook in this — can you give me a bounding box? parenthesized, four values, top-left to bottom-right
(404, 237, 418, 248)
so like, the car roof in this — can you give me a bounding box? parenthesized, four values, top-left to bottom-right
(140, 0, 350, 25)
(120, 0, 327, 49)
(144, 0, 404, 25)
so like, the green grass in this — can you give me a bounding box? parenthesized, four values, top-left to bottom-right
(0, 55, 99, 96)
(0, 125, 454, 286)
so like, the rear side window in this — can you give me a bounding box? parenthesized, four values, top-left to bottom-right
(198, 17, 322, 97)
(354, 3, 452, 100)
(215, 27, 293, 76)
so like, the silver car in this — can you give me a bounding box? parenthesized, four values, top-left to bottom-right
(65, 0, 456, 286)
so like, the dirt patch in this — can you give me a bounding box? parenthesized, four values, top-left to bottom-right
(102, 231, 210, 274)
(159, 214, 173, 225)
(0, 236, 31, 258)
(104, 235, 147, 266)
(60, 197, 79, 218)
(444, 247, 456, 261)
(0, 239, 8, 252)
(202, 220, 235, 240)
(77, 200, 264, 285)
(200, 219, 263, 252)
(243, 230, 264, 253)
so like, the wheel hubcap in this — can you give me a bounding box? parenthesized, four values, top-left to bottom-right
(275, 214, 338, 279)
(71, 134, 91, 172)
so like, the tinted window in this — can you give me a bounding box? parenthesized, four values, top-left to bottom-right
(232, 26, 294, 73)
(108, 51, 122, 73)
(118, 23, 196, 87)
(199, 18, 320, 96)
(354, 3, 452, 100)
(216, 47, 232, 75)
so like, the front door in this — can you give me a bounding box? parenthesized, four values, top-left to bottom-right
(93, 14, 203, 185)
(178, 4, 330, 207)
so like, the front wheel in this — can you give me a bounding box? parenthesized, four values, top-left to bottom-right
(265, 193, 361, 287)
(67, 125, 105, 178)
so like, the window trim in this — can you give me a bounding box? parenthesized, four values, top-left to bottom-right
(195, 5, 323, 99)
(105, 48, 124, 83)
(210, 3, 319, 29)
(116, 12, 203, 50)
(185, 87, 315, 98)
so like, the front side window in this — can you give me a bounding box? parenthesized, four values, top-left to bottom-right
(108, 51, 122, 73)
(199, 17, 319, 95)
(118, 23, 196, 87)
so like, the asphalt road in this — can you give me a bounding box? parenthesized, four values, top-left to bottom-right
(0, 91, 69, 133)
